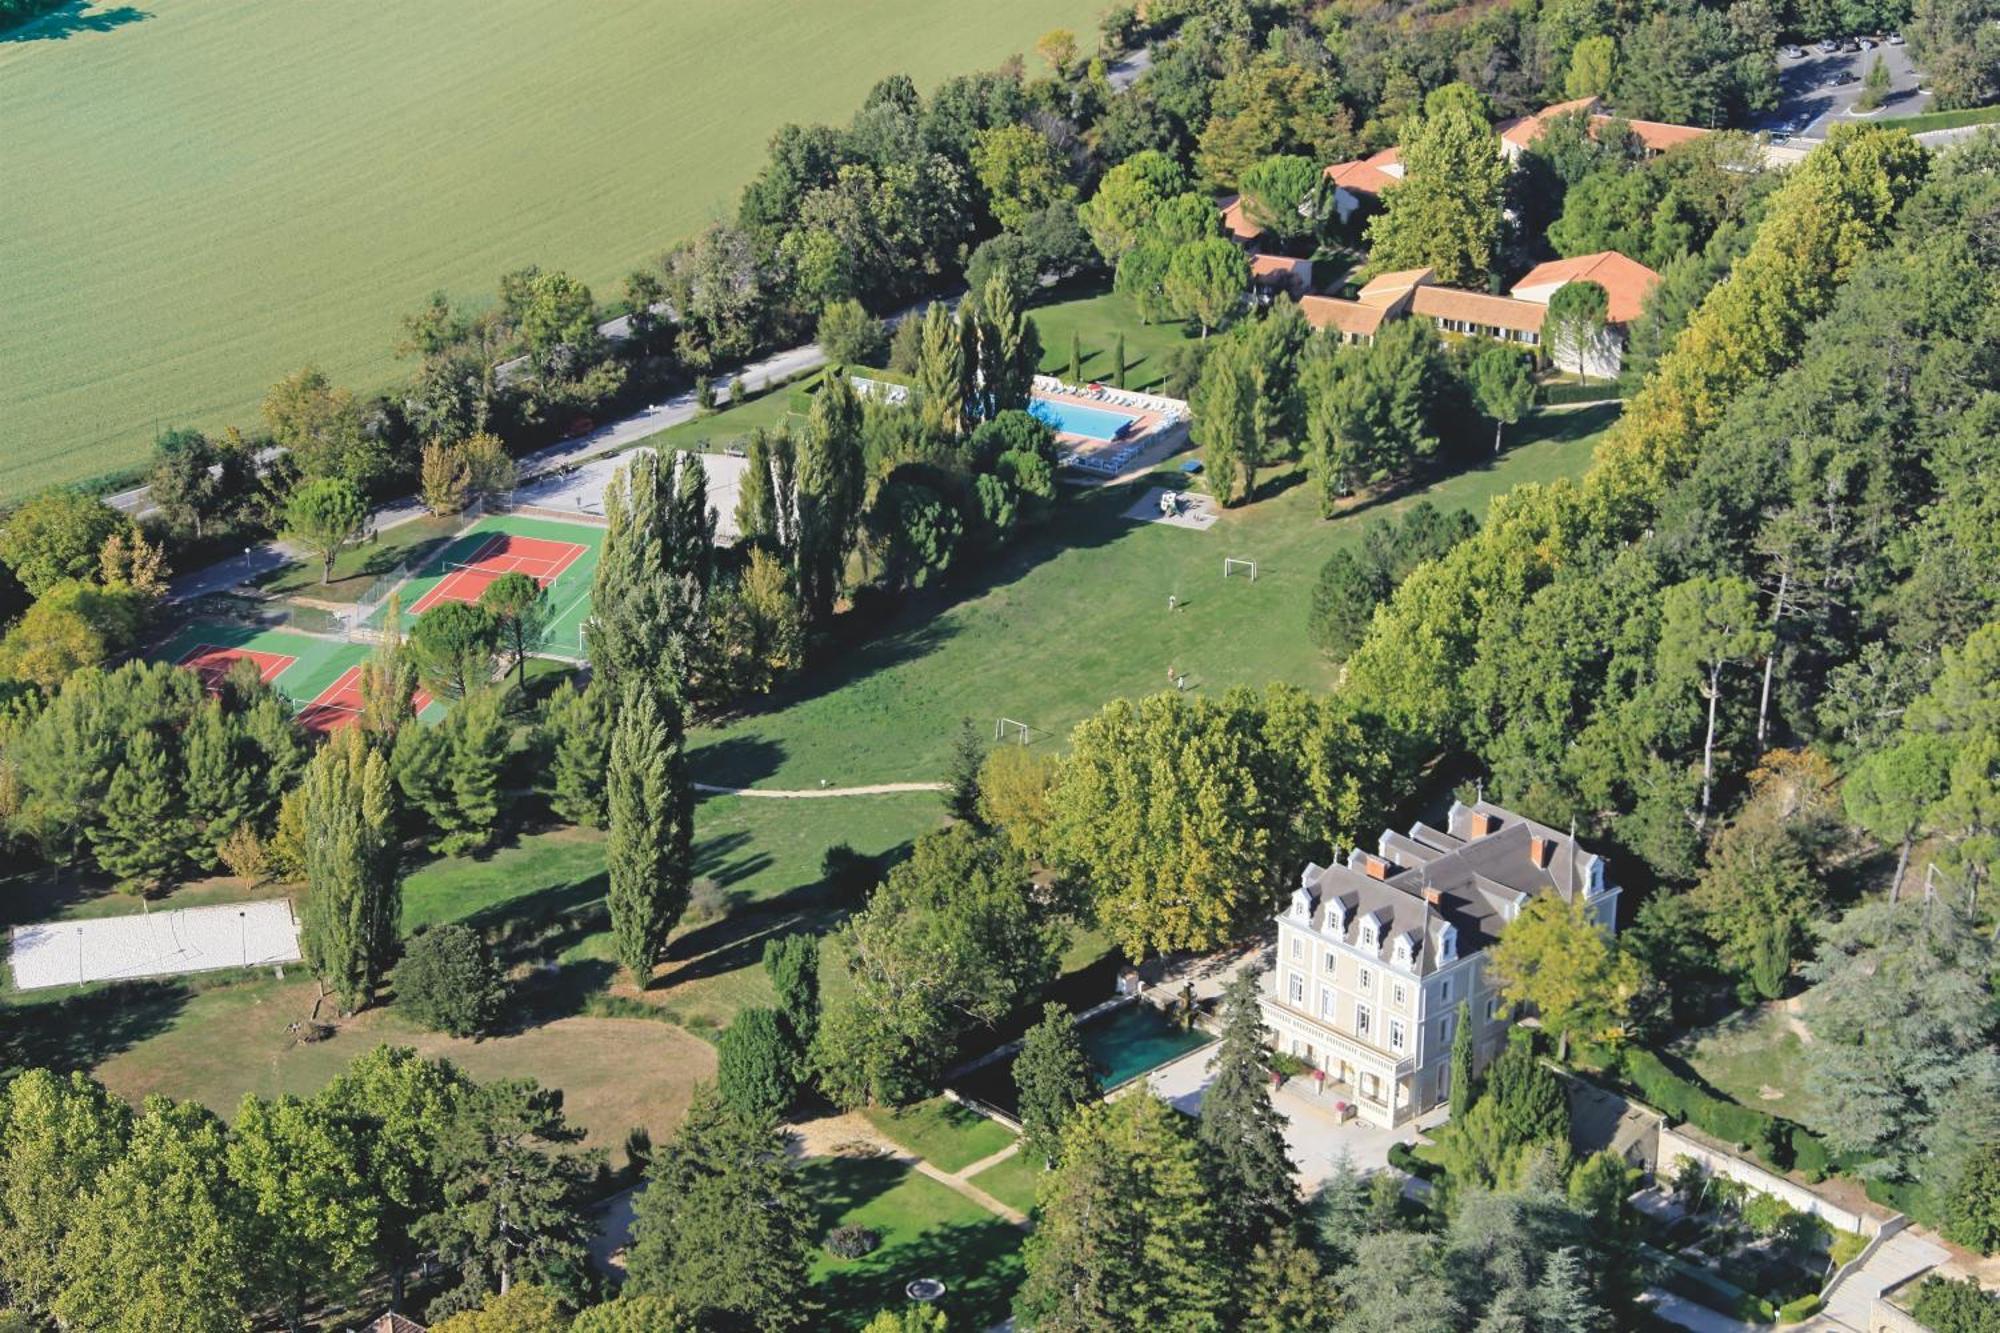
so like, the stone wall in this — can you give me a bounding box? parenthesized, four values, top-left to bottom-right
(1658, 1124, 1880, 1237)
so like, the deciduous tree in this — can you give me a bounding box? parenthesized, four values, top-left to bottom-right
(1486, 894, 1641, 1059)
(299, 728, 399, 1012)
(604, 680, 693, 985)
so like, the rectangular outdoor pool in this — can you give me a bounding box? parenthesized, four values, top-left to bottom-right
(949, 1001, 1214, 1121)
(1028, 395, 1138, 441)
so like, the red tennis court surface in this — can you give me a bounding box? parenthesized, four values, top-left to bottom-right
(295, 666, 435, 734)
(409, 533, 587, 615)
(176, 643, 295, 693)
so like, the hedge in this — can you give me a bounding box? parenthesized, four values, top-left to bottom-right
(1620, 1048, 1832, 1178)
(1874, 103, 2000, 135)
(1388, 1141, 1444, 1181)
(1539, 381, 1630, 405)
(1777, 1295, 1823, 1324)
(1652, 1251, 1777, 1324)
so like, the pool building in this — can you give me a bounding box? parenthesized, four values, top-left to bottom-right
(1261, 800, 1621, 1129)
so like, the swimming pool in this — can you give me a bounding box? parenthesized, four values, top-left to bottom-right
(949, 1001, 1214, 1120)
(1028, 395, 1138, 441)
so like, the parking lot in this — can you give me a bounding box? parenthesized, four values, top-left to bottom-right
(1759, 39, 1930, 141)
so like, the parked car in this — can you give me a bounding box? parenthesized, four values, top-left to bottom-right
(1888, 31, 1905, 43)
(1840, 37, 1861, 50)
(1782, 43, 1806, 56)
(1818, 38, 1842, 52)
(1834, 69, 1859, 83)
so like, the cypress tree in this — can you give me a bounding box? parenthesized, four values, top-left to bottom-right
(90, 730, 192, 894)
(1196, 970, 1298, 1259)
(1114, 332, 1128, 390)
(1450, 998, 1475, 1123)
(1068, 329, 1082, 384)
(761, 933, 820, 1071)
(299, 729, 399, 1012)
(605, 681, 692, 985)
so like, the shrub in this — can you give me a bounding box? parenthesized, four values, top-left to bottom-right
(825, 1224, 881, 1259)
(1388, 1141, 1443, 1181)
(1909, 1275, 2000, 1333)
(716, 1007, 799, 1121)
(1777, 1295, 1824, 1324)
(1789, 1128, 1831, 1183)
(393, 924, 503, 1037)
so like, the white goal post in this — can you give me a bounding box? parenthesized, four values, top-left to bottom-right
(995, 717, 1032, 745)
(1222, 557, 1258, 582)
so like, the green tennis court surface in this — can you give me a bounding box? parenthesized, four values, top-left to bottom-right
(153, 623, 446, 732)
(371, 513, 603, 658)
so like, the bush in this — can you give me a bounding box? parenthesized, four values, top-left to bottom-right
(1788, 1127, 1831, 1183)
(1776, 1294, 1822, 1325)
(393, 924, 503, 1037)
(1388, 1141, 1444, 1181)
(716, 1007, 799, 1121)
(824, 1224, 881, 1259)
(1909, 1275, 2000, 1333)
(1539, 381, 1629, 405)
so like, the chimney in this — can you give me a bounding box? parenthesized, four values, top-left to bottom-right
(1421, 886, 1444, 906)
(1363, 854, 1389, 880)
(1469, 811, 1500, 838)
(1529, 835, 1554, 869)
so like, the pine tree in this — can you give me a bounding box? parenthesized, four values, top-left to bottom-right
(1532, 1246, 1604, 1333)
(1014, 1003, 1099, 1166)
(1198, 970, 1298, 1259)
(299, 728, 399, 1012)
(90, 730, 193, 894)
(541, 676, 614, 827)
(1311, 1150, 1372, 1265)
(1450, 998, 1476, 1123)
(626, 1084, 815, 1331)
(181, 701, 252, 870)
(605, 681, 692, 984)
(1015, 1094, 1227, 1329)
(441, 688, 507, 855)
(944, 717, 986, 824)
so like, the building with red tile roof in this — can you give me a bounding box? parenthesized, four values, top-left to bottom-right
(1250, 253, 1314, 298)
(1218, 194, 1265, 244)
(1511, 250, 1662, 324)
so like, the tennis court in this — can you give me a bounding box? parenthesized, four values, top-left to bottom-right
(378, 513, 605, 657)
(153, 623, 442, 734)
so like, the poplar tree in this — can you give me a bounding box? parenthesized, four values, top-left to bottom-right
(300, 728, 399, 1012)
(1194, 342, 1254, 505)
(913, 302, 965, 439)
(1198, 971, 1298, 1260)
(588, 449, 709, 689)
(357, 593, 419, 735)
(975, 275, 1041, 417)
(605, 680, 692, 984)
(736, 428, 779, 545)
(794, 374, 864, 624)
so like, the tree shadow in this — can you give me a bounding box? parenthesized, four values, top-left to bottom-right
(811, 1213, 1028, 1331)
(684, 736, 785, 788)
(796, 1153, 912, 1232)
(0, 979, 188, 1071)
(691, 828, 772, 889)
(1, 1, 148, 42)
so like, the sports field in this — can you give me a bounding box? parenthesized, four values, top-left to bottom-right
(0, 0, 1110, 498)
(375, 513, 604, 657)
(152, 622, 442, 732)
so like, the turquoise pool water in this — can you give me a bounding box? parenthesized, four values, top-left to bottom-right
(1028, 395, 1137, 441)
(950, 1002, 1214, 1118)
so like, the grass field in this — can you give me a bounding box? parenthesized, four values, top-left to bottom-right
(371, 512, 607, 656)
(1027, 286, 1207, 392)
(859, 1097, 1017, 1173)
(802, 1154, 1027, 1329)
(689, 402, 1621, 787)
(967, 1149, 1044, 1215)
(1673, 1003, 1818, 1122)
(0, 0, 1112, 498)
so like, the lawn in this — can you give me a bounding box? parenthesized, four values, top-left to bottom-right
(860, 1097, 1017, 1173)
(967, 1148, 1044, 1215)
(0, 0, 1112, 498)
(1673, 1003, 1818, 1123)
(801, 1154, 1027, 1330)
(1026, 287, 1207, 392)
(255, 516, 468, 603)
(689, 403, 1620, 787)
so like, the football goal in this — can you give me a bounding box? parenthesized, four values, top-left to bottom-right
(1222, 557, 1258, 582)
(994, 717, 1032, 745)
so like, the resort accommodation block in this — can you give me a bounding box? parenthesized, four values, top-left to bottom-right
(1259, 800, 1621, 1129)
(1300, 254, 1659, 375)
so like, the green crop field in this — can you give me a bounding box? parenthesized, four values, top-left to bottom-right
(0, 0, 1109, 500)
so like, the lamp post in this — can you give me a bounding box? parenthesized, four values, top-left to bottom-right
(239, 910, 248, 967)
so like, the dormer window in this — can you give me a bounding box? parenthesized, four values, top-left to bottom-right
(1438, 925, 1458, 963)
(1589, 857, 1605, 893)
(1392, 934, 1414, 969)
(1359, 917, 1378, 950)
(1289, 888, 1314, 922)
(1329, 900, 1348, 934)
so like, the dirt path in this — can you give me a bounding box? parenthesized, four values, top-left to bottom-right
(693, 781, 947, 799)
